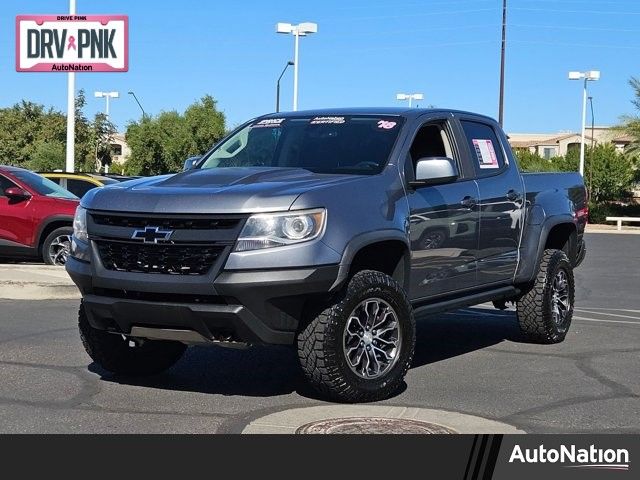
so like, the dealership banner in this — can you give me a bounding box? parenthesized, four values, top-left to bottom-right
(16, 15, 128, 72)
(0, 434, 636, 478)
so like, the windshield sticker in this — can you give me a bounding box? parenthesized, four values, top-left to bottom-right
(252, 118, 285, 128)
(473, 139, 499, 169)
(377, 120, 397, 130)
(310, 116, 346, 125)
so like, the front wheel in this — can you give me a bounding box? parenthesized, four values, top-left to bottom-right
(516, 249, 575, 344)
(78, 303, 186, 376)
(297, 270, 415, 403)
(42, 227, 73, 266)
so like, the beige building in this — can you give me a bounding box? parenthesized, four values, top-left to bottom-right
(110, 133, 131, 166)
(508, 127, 634, 159)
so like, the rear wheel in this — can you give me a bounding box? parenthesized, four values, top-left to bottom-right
(516, 249, 575, 344)
(42, 227, 73, 266)
(297, 270, 415, 403)
(78, 303, 186, 376)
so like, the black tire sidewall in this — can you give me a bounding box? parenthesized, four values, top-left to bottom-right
(42, 226, 73, 265)
(542, 252, 575, 339)
(326, 271, 415, 397)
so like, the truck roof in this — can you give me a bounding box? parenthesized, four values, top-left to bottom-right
(260, 107, 497, 123)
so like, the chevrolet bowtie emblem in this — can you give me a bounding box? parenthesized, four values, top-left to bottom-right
(131, 226, 173, 244)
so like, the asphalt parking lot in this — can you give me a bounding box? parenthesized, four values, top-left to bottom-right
(0, 232, 638, 433)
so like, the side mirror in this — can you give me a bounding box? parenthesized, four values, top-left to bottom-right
(183, 156, 202, 171)
(410, 157, 458, 188)
(4, 187, 31, 201)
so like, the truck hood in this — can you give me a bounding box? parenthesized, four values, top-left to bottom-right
(82, 167, 363, 214)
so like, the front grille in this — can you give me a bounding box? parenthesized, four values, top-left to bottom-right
(91, 214, 240, 230)
(96, 241, 224, 275)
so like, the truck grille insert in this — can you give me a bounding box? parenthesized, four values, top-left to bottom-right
(91, 214, 240, 230)
(96, 241, 224, 275)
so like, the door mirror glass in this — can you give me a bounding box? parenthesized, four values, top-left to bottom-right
(183, 156, 202, 171)
(4, 187, 31, 200)
(412, 157, 458, 187)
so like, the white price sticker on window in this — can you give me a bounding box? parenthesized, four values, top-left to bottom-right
(472, 139, 499, 169)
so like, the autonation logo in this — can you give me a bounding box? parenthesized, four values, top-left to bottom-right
(509, 444, 630, 471)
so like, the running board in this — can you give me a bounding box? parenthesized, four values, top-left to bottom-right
(412, 286, 521, 317)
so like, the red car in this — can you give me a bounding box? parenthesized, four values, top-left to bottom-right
(0, 166, 79, 265)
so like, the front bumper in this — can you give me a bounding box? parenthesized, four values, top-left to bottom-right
(67, 256, 340, 345)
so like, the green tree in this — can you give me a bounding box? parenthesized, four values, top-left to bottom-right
(0, 91, 99, 172)
(26, 140, 66, 171)
(620, 76, 640, 156)
(0, 101, 66, 166)
(124, 95, 226, 175)
(87, 112, 117, 173)
(514, 149, 559, 172)
(583, 143, 635, 203)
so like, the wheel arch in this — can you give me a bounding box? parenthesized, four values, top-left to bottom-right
(36, 216, 74, 254)
(331, 230, 411, 291)
(515, 215, 577, 284)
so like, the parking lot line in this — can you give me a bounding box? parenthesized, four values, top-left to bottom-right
(573, 315, 640, 326)
(575, 309, 640, 321)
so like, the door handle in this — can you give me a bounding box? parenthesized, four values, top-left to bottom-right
(506, 190, 522, 202)
(460, 196, 477, 208)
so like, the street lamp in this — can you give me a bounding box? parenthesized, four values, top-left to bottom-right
(276, 61, 294, 113)
(276, 22, 318, 111)
(568, 70, 600, 176)
(128, 91, 146, 119)
(94, 91, 120, 119)
(588, 95, 595, 190)
(396, 93, 424, 108)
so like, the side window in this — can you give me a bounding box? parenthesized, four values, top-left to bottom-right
(47, 177, 62, 185)
(0, 175, 17, 196)
(459, 120, 506, 178)
(406, 122, 455, 181)
(66, 179, 96, 198)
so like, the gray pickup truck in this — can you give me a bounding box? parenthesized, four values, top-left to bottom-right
(67, 108, 587, 402)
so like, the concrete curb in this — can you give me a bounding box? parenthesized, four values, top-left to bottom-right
(0, 264, 79, 300)
(586, 224, 640, 234)
(242, 405, 525, 434)
(0, 281, 79, 300)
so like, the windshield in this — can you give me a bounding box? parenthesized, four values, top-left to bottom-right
(12, 170, 78, 200)
(200, 115, 405, 175)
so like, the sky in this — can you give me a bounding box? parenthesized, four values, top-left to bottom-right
(2, 0, 640, 134)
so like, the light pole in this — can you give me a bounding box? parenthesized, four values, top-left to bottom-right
(128, 91, 146, 119)
(276, 22, 318, 111)
(588, 95, 595, 190)
(568, 70, 600, 176)
(498, 0, 507, 127)
(276, 61, 294, 113)
(396, 93, 424, 108)
(94, 91, 119, 174)
(94, 91, 120, 119)
(65, 0, 77, 173)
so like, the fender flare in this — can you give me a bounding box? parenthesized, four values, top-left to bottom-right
(330, 229, 410, 291)
(515, 214, 576, 284)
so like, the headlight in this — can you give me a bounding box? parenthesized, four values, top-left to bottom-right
(235, 208, 326, 252)
(73, 206, 88, 243)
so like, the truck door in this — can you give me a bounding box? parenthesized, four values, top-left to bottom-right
(405, 118, 480, 300)
(456, 116, 525, 285)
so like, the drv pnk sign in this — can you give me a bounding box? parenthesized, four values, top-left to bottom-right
(16, 15, 128, 72)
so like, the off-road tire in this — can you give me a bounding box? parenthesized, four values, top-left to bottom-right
(297, 270, 415, 403)
(78, 302, 186, 376)
(42, 226, 73, 266)
(516, 249, 575, 344)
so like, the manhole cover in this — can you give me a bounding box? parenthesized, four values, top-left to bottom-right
(295, 417, 457, 434)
